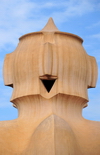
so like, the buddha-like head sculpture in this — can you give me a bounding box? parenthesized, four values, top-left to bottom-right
(3, 18, 98, 102)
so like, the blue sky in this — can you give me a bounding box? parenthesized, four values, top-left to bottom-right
(0, 0, 100, 121)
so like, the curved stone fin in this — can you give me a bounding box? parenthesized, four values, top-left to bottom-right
(88, 55, 98, 88)
(3, 53, 13, 87)
(41, 17, 59, 32)
(24, 115, 82, 155)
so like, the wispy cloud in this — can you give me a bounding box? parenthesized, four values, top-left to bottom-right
(91, 33, 100, 39)
(87, 21, 100, 29)
(0, 0, 98, 50)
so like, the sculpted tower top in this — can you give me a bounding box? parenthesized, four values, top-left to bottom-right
(1, 18, 99, 155)
(3, 18, 98, 101)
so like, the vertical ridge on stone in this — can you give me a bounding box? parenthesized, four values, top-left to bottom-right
(1, 18, 99, 155)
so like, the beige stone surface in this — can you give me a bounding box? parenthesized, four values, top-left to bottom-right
(0, 18, 99, 155)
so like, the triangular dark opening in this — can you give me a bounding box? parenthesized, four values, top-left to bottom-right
(41, 79, 56, 92)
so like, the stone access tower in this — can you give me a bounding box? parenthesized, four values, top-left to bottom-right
(0, 18, 100, 155)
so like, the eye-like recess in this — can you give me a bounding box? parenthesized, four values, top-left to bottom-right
(40, 75, 57, 93)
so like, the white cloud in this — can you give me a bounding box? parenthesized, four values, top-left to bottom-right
(88, 21, 100, 29)
(64, 0, 94, 15)
(91, 33, 100, 39)
(0, 0, 98, 50)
